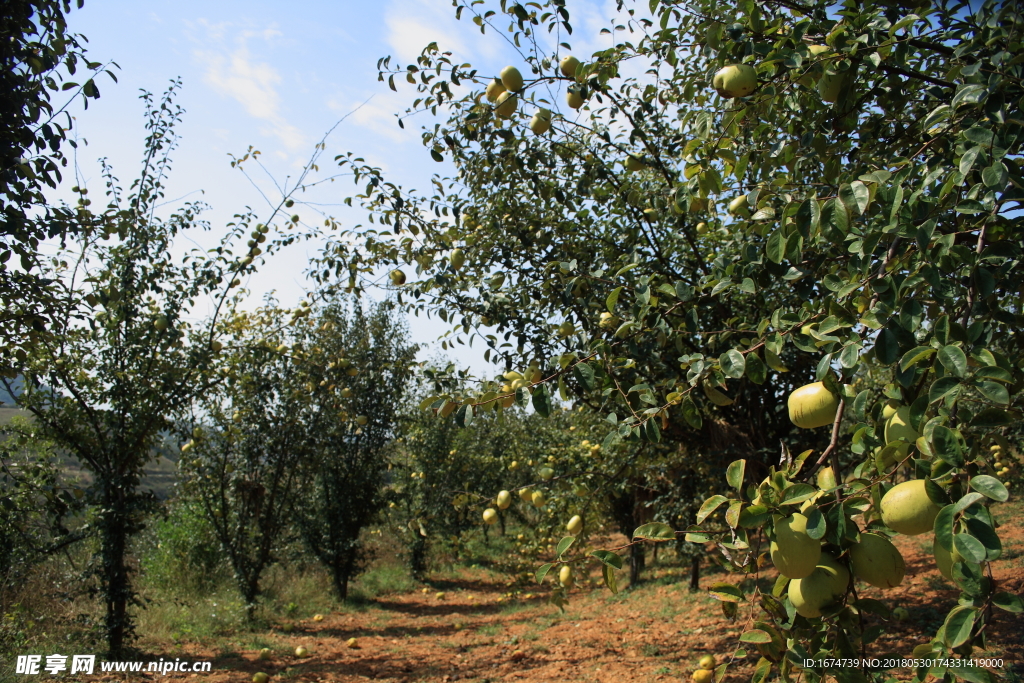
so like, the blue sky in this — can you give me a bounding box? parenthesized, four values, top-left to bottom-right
(57, 0, 622, 377)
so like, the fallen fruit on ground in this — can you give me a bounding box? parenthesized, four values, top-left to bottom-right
(312, 613, 324, 622)
(850, 533, 906, 588)
(294, 646, 308, 657)
(787, 382, 840, 429)
(258, 648, 271, 661)
(770, 513, 821, 579)
(692, 669, 714, 683)
(698, 654, 716, 670)
(788, 553, 850, 618)
(880, 479, 941, 536)
(346, 637, 358, 648)
(253, 673, 270, 683)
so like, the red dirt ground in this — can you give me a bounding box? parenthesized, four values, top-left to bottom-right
(115, 504, 1024, 683)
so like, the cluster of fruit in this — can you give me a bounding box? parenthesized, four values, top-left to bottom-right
(690, 654, 717, 683)
(990, 440, 1016, 486)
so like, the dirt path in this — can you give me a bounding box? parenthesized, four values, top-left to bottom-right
(130, 505, 1024, 683)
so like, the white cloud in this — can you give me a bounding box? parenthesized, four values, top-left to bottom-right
(385, 0, 500, 64)
(192, 21, 307, 152)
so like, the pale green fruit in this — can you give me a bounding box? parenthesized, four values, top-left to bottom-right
(495, 91, 518, 118)
(560, 55, 581, 78)
(355, 415, 369, 426)
(625, 154, 646, 172)
(880, 480, 940, 536)
(567, 87, 585, 109)
(346, 637, 358, 648)
(294, 646, 308, 657)
(253, 673, 270, 683)
(567, 515, 583, 535)
(818, 70, 848, 103)
(599, 312, 620, 330)
(154, 315, 169, 331)
(538, 466, 555, 481)
(788, 553, 849, 618)
(788, 382, 840, 429)
(485, 78, 506, 102)
(531, 491, 546, 507)
(728, 194, 751, 218)
(559, 565, 573, 586)
(850, 533, 905, 588)
(557, 321, 575, 337)
(885, 406, 919, 449)
(496, 490, 512, 510)
(450, 248, 466, 270)
(530, 109, 551, 134)
(698, 654, 716, 670)
(692, 671, 714, 683)
(519, 488, 533, 503)
(696, 221, 708, 234)
(258, 648, 272, 661)
(892, 606, 909, 621)
(390, 269, 406, 285)
(643, 208, 659, 221)
(712, 64, 758, 98)
(500, 65, 524, 92)
(933, 536, 960, 580)
(770, 513, 821, 579)
(881, 400, 900, 421)
(340, 387, 353, 398)
(483, 508, 498, 525)
(211, 340, 223, 353)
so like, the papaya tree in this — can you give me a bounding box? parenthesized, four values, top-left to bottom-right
(313, 0, 1023, 680)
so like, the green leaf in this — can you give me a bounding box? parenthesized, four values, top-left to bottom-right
(942, 606, 977, 648)
(953, 533, 986, 564)
(709, 582, 744, 602)
(697, 495, 730, 524)
(804, 507, 826, 539)
(780, 483, 817, 505)
(643, 417, 661, 443)
(971, 408, 1011, 427)
(931, 426, 963, 466)
(535, 562, 554, 584)
(726, 459, 746, 493)
(934, 504, 955, 551)
(606, 286, 622, 313)
(739, 629, 773, 644)
(765, 229, 784, 264)
(721, 349, 746, 379)
(899, 346, 935, 372)
(975, 380, 1009, 405)
(953, 492, 985, 514)
(555, 536, 576, 557)
(589, 549, 623, 569)
(602, 563, 618, 594)
(745, 352, 766, 384)
(874, 329, 899, 365)
(532, 384, 551, 418)
(929, 376, 961, 403)
(514, 386, 530, 407)
(938, 345, 968, 377)
(993, 592, 1024, 613)
(455, 403, 474, 427)
(970, 475, 1008, 502)
(951, 664, 994, 683)
(573, 362, 595, 391)
(632, 522, 675, 541)
(680, 396, 702, 429)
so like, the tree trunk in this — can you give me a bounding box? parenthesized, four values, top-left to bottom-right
(629, 541, 645, 587)
(690, 554, 701, 592)
(332, 567, 349, 601)
(101, 518, 129, 657)
(409, 535, 428, 581)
